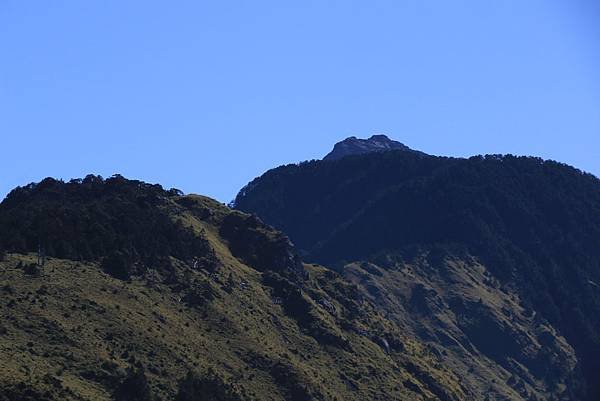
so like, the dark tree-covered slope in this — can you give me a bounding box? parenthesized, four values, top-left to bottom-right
(0, 175, 212, 275)
(234, 149, 600, 400)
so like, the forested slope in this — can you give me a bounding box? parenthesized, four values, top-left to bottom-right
(234, 150, 600, 400)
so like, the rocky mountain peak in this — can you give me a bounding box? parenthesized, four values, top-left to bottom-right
(323, 134, 415, 161)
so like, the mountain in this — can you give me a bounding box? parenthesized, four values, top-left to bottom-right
(234, 142, 600, 400)
(1, 175, 477, 401)
(3, 142, 599, 401)
(323, 135, 417, 161)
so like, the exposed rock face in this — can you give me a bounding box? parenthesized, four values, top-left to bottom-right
(323, 134, 417, 161)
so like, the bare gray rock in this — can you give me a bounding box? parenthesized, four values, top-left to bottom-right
(323, 134, 418, 161)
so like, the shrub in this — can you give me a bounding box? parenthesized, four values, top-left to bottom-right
(22, 263, 40, 276)
(175, 370, 240, 401)
(101, 251, 132, 280)
(114, 368, 153, 401)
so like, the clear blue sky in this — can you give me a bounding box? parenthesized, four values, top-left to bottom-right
(1, 1, 599, 202)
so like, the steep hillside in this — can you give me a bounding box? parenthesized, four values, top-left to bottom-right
(234, 144, 600, 400)
(1, 175, 473, 401)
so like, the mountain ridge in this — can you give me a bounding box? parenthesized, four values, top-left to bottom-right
(0, 175, 472, 401)
(2, 138, 599, 400)
(234, 146, 600, 400)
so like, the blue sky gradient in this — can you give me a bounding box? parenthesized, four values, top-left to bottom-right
(1, 1, 599, 202)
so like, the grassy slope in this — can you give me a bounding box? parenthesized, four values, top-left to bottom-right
(0, 195, 464, 401)
(342, 256, 578, 401)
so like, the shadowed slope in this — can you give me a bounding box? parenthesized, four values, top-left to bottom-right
(234, 149, 600, 400)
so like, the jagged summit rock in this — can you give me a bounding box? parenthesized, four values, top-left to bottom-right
(323, 134, 417, 161)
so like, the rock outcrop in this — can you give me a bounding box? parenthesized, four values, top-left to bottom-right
(323, 134, 418, 161)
